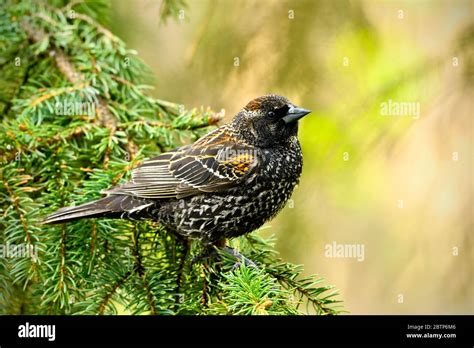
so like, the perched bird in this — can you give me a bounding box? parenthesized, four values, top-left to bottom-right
(44, 95, 311, 248)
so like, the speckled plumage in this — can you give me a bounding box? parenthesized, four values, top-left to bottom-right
(44, 95, 311, 245)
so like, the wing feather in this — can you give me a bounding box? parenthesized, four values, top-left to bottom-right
(104, 126, 259, 199)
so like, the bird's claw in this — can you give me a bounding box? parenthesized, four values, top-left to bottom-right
(190, 246, 257, 270)
(223, 246, 257, 270)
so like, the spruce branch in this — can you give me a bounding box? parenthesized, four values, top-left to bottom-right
(2, 180, 33, 247)
(98, 270, 132, 315)
(0, 0, 342, 316)
(131, 225, 158, 315)
(21, 17, 117, 129)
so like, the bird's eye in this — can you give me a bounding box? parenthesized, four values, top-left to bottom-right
(271, 105, 289, 118)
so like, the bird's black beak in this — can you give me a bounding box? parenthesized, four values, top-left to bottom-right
(282, 106, 311, 124)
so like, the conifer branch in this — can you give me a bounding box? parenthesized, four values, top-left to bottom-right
(21, 16, 117, 129)
(58, 224, 68, 294)
(2, 124, 91, 162)
(98, 270, 132, 315)
(131, 226, 157, 315)
(2, 181, 31, 245)
(0, 0, 342, 316)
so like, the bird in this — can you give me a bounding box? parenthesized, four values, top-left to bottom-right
(44, 94, 311, 250)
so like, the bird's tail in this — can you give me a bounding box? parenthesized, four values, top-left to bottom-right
(42, 195, 154, 224)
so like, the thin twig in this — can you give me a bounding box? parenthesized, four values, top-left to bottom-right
(98, 270, 132, 314)
(132, 225, 157, 314)
(2, 180, 36, 275)
(175, 239, 190, 303)
(58, 224, 67, 292)
(102, 126, 115, 169)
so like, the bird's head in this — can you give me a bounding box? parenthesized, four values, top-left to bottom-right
(231, 94, 311, 147)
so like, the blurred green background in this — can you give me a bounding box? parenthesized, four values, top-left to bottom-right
(109, 0, 473, 314)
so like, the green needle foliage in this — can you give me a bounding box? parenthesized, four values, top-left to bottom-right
(0, 0, 342, 315)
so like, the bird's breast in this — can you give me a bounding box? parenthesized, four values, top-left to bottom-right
(159, 142, 303, 244)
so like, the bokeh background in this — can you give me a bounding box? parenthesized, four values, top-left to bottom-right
(109, 0, 473, 314)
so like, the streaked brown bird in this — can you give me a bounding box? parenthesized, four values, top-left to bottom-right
(44, 95, 311, 251)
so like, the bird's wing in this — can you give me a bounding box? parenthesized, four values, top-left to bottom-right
(104, 127, 259, 199)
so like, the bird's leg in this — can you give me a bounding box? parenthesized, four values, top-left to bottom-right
(190, 245, 216, 269)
